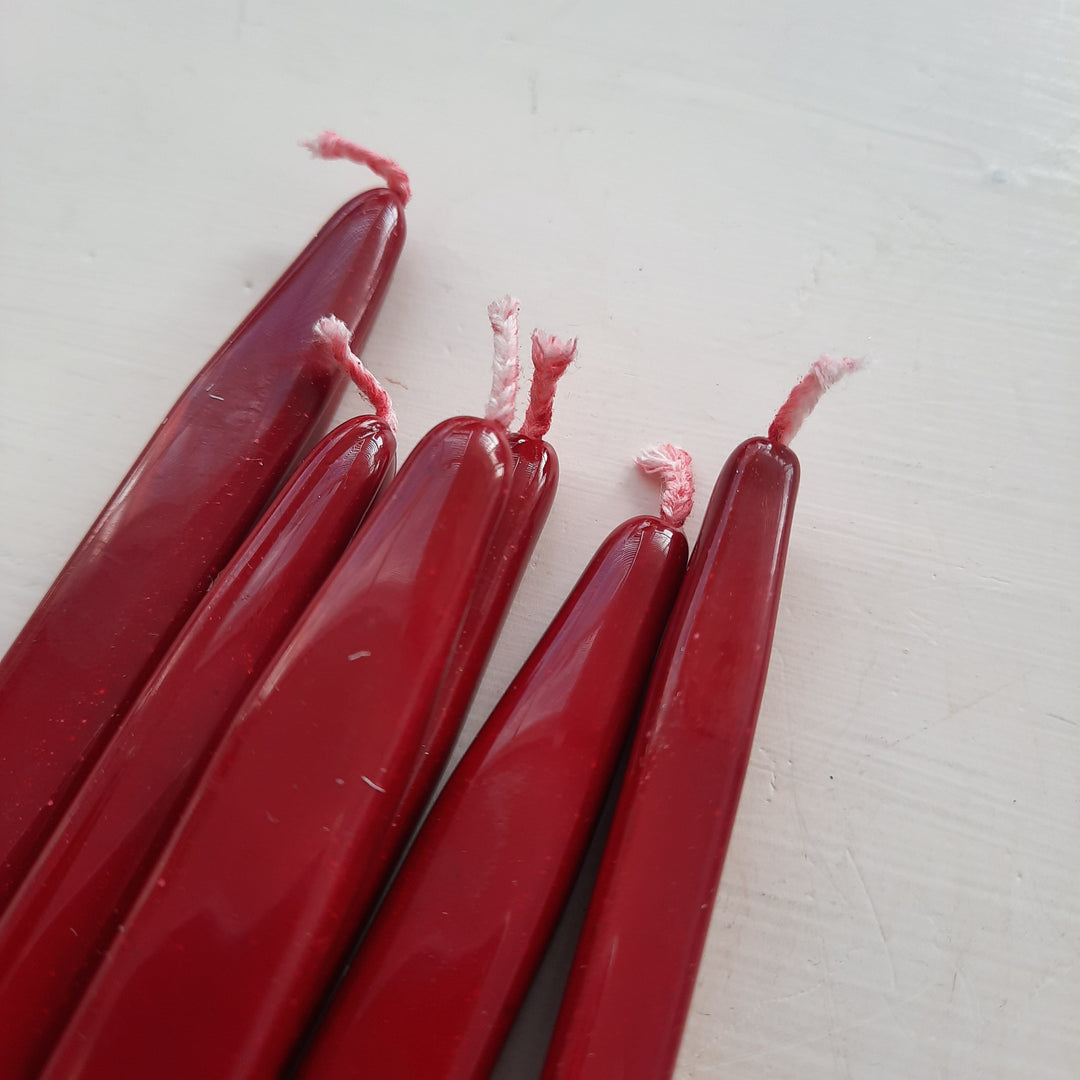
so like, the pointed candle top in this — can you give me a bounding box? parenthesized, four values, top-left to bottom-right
(313, 316, 398, 434)
(767, 355, 865, 447)
(303, 131, 412, 204)
(636, 443, 695, 529)
(520, 330, 577, 440)
(484, 295, 521, 431)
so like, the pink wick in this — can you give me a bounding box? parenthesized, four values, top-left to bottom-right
(768, 355, 865, 446)
(313, 316, 398, 434)
(303, 131, 411, 204)
(520, 330, 577, 440)
(484, 295, 521, 431)
(636, 443, 694, 529)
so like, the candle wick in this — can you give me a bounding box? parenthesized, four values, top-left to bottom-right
(303, 131, 412, 205)
(484, 295, 521, 432)
(767, 355, 865, 446)
(636, 443, 694, 529)
(313, 316, 398, 434)
(519, 330, 577, 440)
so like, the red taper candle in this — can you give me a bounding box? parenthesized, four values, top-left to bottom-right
(299, 448, 692, 1080)
(284, 301, 572, 1069)
(0, 136, 407, 906)
(42, 403, 517, 1076)
(382, 305, 575, 876)
(542, 358, 863, 1080)
(0, 331, 397, 1080)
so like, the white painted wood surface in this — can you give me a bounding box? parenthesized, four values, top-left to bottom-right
(1, 1, 1076, 1075)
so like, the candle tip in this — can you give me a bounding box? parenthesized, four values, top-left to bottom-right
(767, 355, 865, 446)
(636, 443, 694, 529)
(483, 296, 521, 431)
(313, 315, 398, 434)
(302, 131, 411, 204)
(520, 330, 577, 440)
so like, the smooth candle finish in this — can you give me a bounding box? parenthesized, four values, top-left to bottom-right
(300, 516, 687, 1080)
(542, 437, 800, 1080)
(383, 432, 559, 868)
(284, 432, 558, 1072)
(43, 417, 511, 1080)
(0, 415, 395, 1080)
(0, 188, 405, 906)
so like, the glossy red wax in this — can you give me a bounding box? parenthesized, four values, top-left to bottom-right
(0, 415, 395, 1080)
(542, 437, 800, 1080)
(0, 189, 405, 907)
(381, 432, 558, 869)
(43, 418, 511, 1080)
(301, 516, 688, 1080)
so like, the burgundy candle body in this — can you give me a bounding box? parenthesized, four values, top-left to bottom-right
(0, 188, 405, 905)
(0, 415, 395, 1079)
(542, 437, 799, 1080)
(301, 515, 688, 1080)
(382, 432, 558, 867)
(42, 417, 511, 1080)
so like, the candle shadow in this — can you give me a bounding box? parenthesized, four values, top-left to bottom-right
(489, 738, 629, 1079)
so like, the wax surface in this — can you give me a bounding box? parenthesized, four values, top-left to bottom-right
(42, 417, 510, 1080)
(382, 432, 559, 868)
(542, 437, 799, 1080)
(302, 516, 688, 1080)
(0, 415, 395, 1080)
(0, 189, 405, 906)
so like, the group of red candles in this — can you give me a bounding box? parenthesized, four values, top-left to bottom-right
(0, 139, 860, 1079)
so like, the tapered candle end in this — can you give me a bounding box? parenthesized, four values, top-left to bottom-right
(768, 355, 865, 447)
(636, 444, 694, 529)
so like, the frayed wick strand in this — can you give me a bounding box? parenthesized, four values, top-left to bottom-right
(302, 131, 411, 205)
(520, 330, 577, 440)
(767, 355, 865, 447)
(484, 295, 521, 431)
(636, 443, 694, 530)
(313, 316, 398, 434)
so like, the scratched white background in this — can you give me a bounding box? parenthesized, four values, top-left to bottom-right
(1, 0, 1077, 1076)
